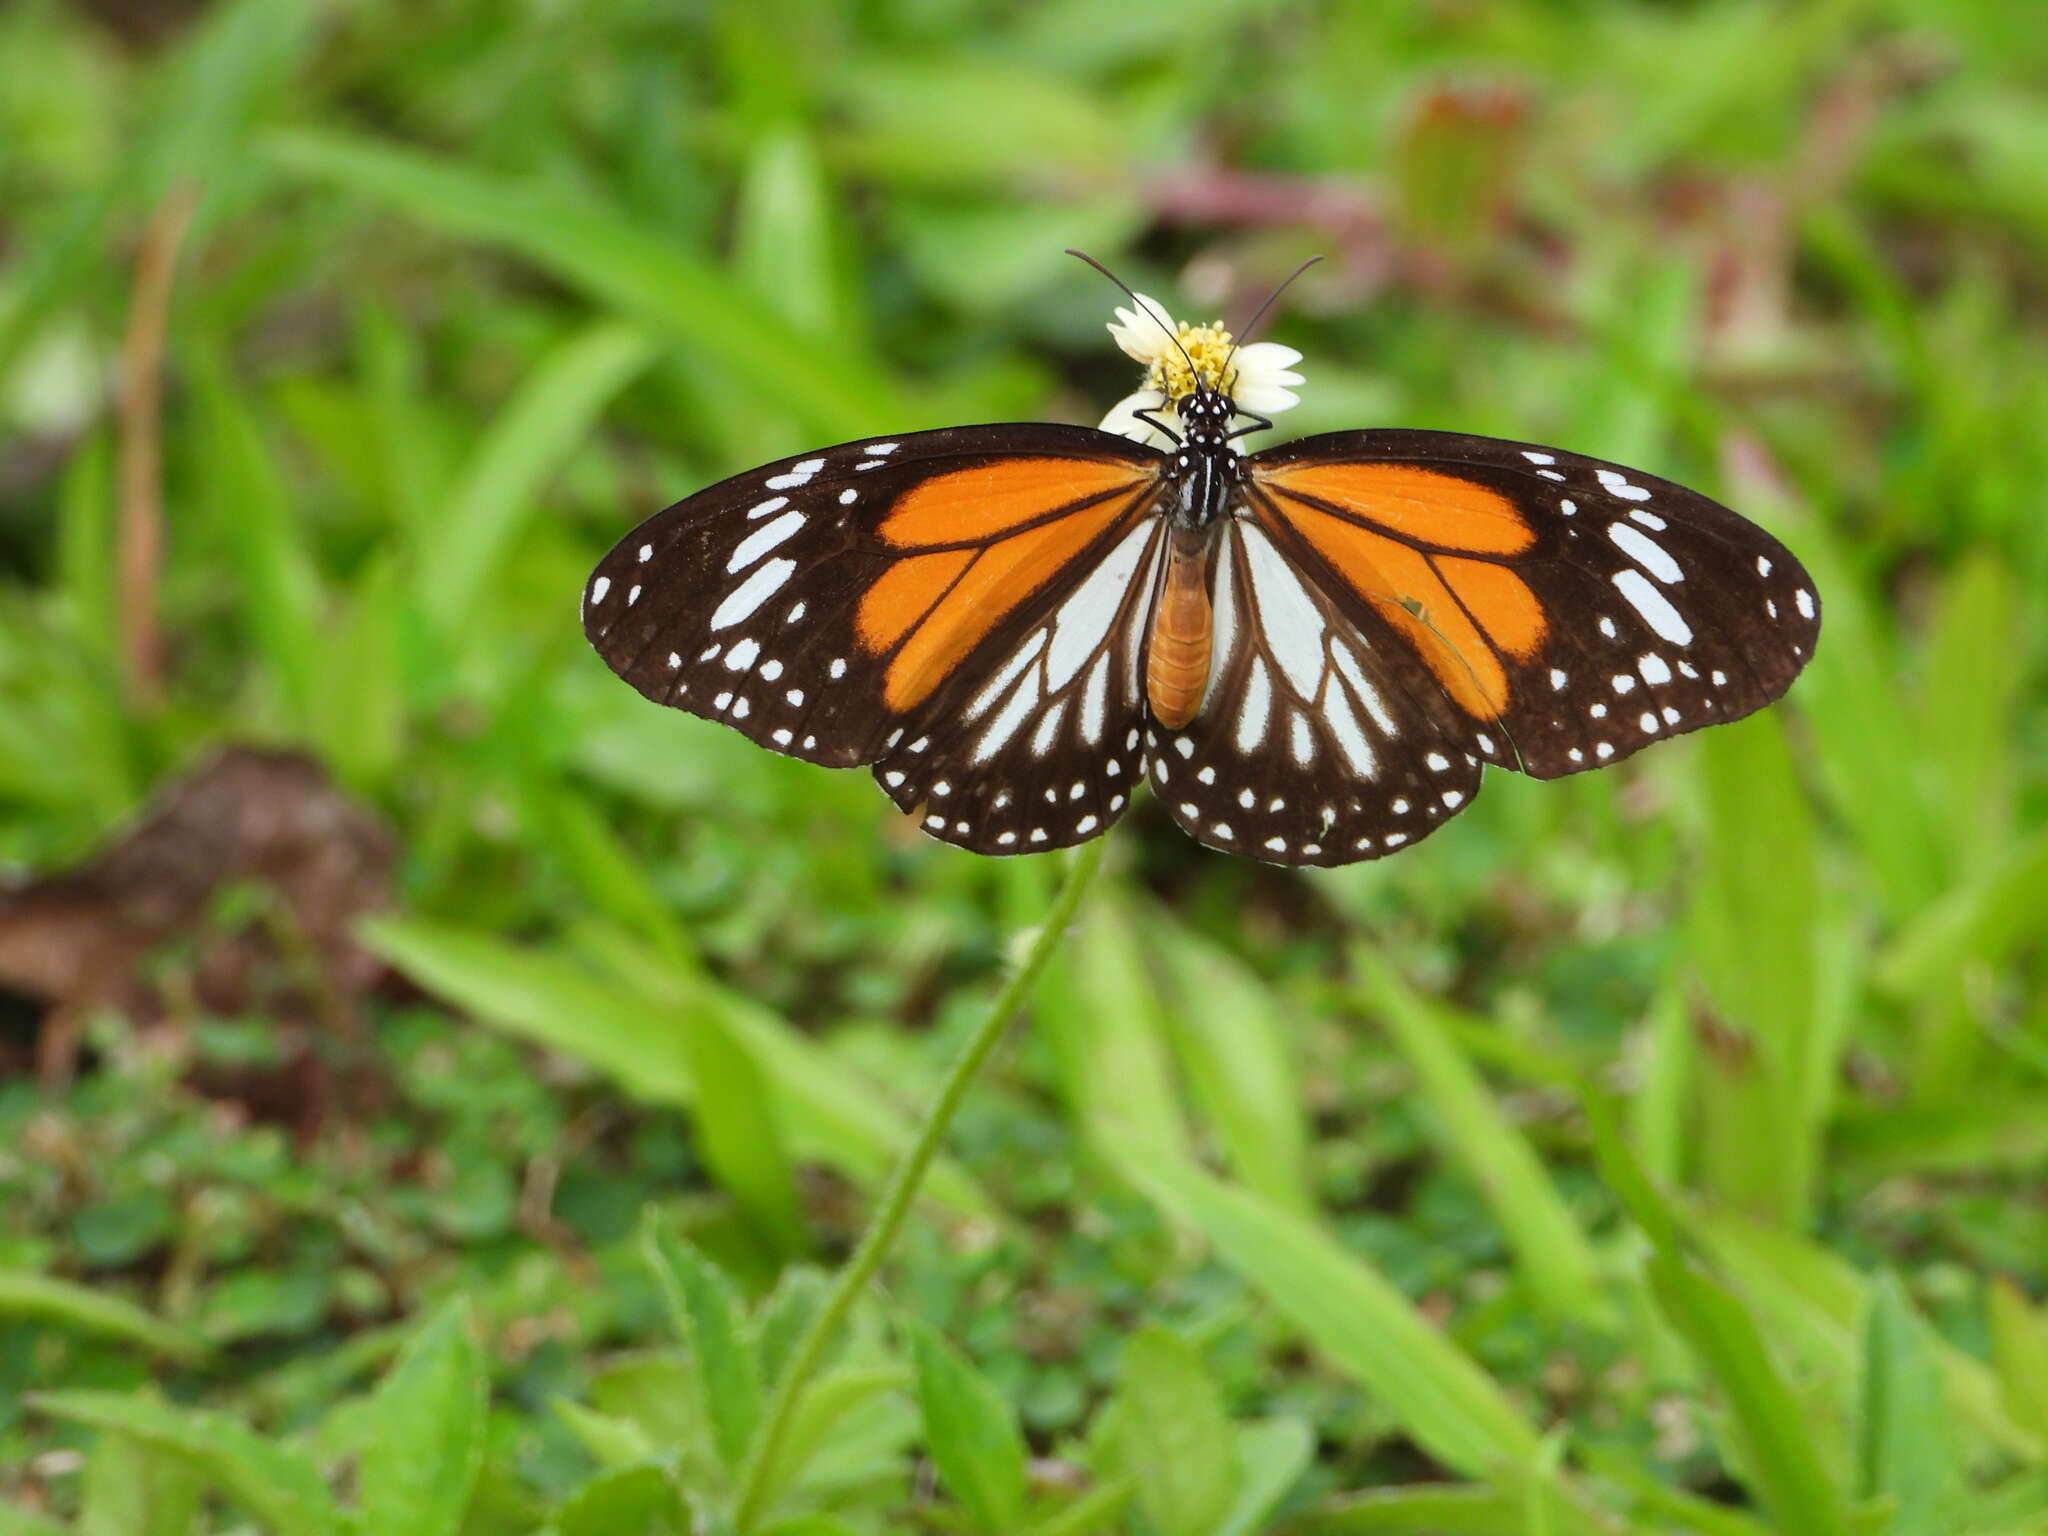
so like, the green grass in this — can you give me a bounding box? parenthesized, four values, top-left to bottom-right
(1, 0, 2045, 1530)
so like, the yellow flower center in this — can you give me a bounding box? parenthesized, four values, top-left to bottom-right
(1145, 319, 1237, 402)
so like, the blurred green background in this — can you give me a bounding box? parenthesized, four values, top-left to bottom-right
(1, 0, 2044, 1530)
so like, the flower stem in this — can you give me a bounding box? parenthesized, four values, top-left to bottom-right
(732, 838, 1108, 1531)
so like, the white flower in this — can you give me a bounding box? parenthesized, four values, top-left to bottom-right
(1098, 291, 1304, 451)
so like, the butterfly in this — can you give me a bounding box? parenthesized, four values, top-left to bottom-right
(584, 263, 1819, 868)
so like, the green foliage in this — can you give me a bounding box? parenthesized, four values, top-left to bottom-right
(2, 0, 2046, 1530)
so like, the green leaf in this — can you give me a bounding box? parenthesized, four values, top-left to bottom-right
(554, 1465, 690, 1536)
(356, 1299, 488, 1536)
(1352, 947, 1606, 1323)
(1117, 1325, 1238, 1536)
(0, 1270, 209, 1362)
(1687, 711, 1828, 1227)
(1214, 1418, 1314, 1536)
(1988, 1278, 2048, 1442)
(1123, 1155, 1541, 1480)
(907, 1320, 1027, 1534)
(553, 1400, 656, 1470)
(415, 318, 656, 632)
(31, 1390, 340, 1536)
(264, 131, 908, 439)
(79, 1430, 204, 1536)
(192, 342, 325, 733)
(642, 1217, 763, 1473)
(1043, 889, 1189, 1165)
(367, 916, 991, 1217)
(673, 988, 804, 1260)
(1645, 1254, 1852, 1536)
(1856, 1275, 1956, 1536)
(1151, 914, 1313, 1214)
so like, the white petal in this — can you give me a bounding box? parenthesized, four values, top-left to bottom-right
(1107, 292, 1178, 363)
(1099, 389, 1176, 448)
(1233, 382, 1300, 413)
(1234, 341, 1302, 374)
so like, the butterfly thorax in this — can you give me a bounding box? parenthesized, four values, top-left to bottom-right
(1162, 388, 1243, 532)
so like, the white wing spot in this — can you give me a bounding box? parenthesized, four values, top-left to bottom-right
(589, 576, 611, 605)
(1197, 766, 1216, 785)
(1568, 747, 1584, 763)
(1076, 815, 1099, 834)
(1174, 736, 1194, 759)
(1629, 509, 1668, 531)
(1766, 598, 1779, 619)
(1069, 781, 1086, 800)
(863, 442, 899, 455)
(1238, 788, 1255, 809)
(1639, 711, 1658, 732)
(746, 496, 790, 520)
(1213, 822, 1234, 839)
(1179, 802, 1199, 817)
(1442, 790, 1464, 808)
(710, 559, 796, 630)
(1596, 468, 1653, 501)
(785, 688, 804, 706)
(997, 831, 1016, 846)
(830, 657, 848, 679)
(1757, 555, 1772, 577)
(725, 638, 761, 671)
(786, 602, 806, 623)
(1612, 569, 1693, 645)
(1599, 616, 1618, 639)
(732, 697, 751, 718)
(1030, 828, 1048, 844)
(1711, 670, 1728, 687)
(1109, 793, 1125, 811)
(838, 489, 858, 505)
(933, 781, 951, 796)
(994, 791, 1011, 808)
(1268, 796, 1286, 812)
(714, 691, 732, 710)
(1609, 523, 1683, 584)
(909, 736, 929, 752)
(772, 728, 792, 745)
(638, 543, 653, 562)
(1392, 798, 1410, 813)
(1550, 668, 1567, 690)
(884, 771, 905, 787)
(1385, 832, 1408, 847)
(1591, 702, 1608, 717)
(925, 814, 946, 829)
(1264, 836, 1288, 853)
(1289, 712, 1315, 765)
(667, 652, 682, 669)
(1638, 654, 1671, 684)
(1663, 706, 1680, 724)
(1794, 588, 1814, 619)
(1538, 469, 1565, 482)
(1521, 451, 1556, 464)
(1030, 701, 1066, 756)
(855, 459, 886, 471)
(627, 584, 642, 605)
(701, 643, 721, 661)
(1596, 741, 1614, 759)
(1476, 733, 1496, 754)
(1560, 499, 1577, 516)
(759, 658, 783, 681)
(1426, 752, 1451, 772)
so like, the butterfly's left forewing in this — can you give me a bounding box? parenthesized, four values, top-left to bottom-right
(583, 423, 1166, 853)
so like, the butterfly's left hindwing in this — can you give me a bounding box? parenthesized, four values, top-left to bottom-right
(582, 423, 1165, 852)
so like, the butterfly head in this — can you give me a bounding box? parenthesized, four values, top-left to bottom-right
(1175, 385, 1239, 451)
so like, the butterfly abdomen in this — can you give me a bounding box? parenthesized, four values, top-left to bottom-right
(1147, 526, 1213, 729)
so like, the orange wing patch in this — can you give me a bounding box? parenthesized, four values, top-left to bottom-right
(1257, 462, 1534, 555)
(881, 457, 1147, 548)
(863, 497, 1132, 712)
(1437, 556, 1547, 660)
(1281, 502, 1510, 718)
(856, 549, 975, 656)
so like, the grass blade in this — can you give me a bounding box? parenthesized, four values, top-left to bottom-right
(1122, 1154, 1542, 1480)
(264, 131, 909, 439)
(416, 319, 657, 631)
(1352, 947, 1606, 1324)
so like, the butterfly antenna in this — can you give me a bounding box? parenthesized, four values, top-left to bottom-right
(1065, 248, 1202, 389)
(1220, 254, 1324, 384)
